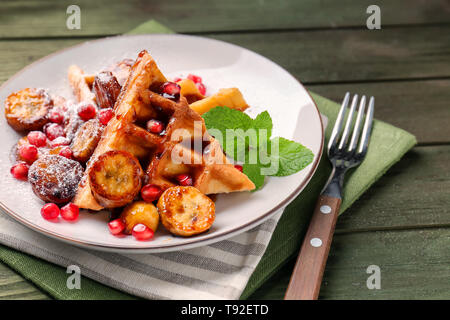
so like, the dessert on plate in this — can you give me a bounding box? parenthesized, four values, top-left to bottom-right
(5, 50, 257, 241)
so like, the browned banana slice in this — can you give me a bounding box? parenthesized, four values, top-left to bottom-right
(70, 119, 103, 163)
(120, 201, 159, 234)
(157, 186, 215, 237)
(4, 88, 52, 131)
(29, 155, 84, 203)
(93, 71, 122, 109)
(89, 150, 143, 208)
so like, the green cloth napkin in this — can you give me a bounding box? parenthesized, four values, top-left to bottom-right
(0, 20, 416, 300)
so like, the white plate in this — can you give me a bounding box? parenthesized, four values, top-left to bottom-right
(0, 35, 323, 253)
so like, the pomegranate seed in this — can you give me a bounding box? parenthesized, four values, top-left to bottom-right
(161, 81, 181, 98)
(48, 109, 64, 124)
(27, 131, 47, 147)
(19, 144, 38, 164)
(99, 108, 114, 126)
(187, 74, 202, 84)
(44, 123, 65, 141)
(59, 146, 73, 159)
(176, 174, 193, 186)
(196, 82, 206, 95)
(132, 223, 154, 241)
(10, 162, 29, 181)
(41, 203, 60, 220)
(146, 119, 164, 134)
(234, 164, 243, 172)
(141, 184, 162, 202)
(50, 136, 70, 147)
(173, 77, 182, 82)
(77, 103, 97, 121)
(60, 203, 79, 221)
(108, 219, 126, 235)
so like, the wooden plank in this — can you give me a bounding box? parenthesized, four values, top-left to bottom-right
(1, 0, 449, 38)
(0, 28, 449, 144)
(0, 262, 49, 300)
(335, 146, 450, 232)
(1, 25, 450, 85)
(249, 227, 450, 299)
(211, 26, 450, 83)
(308, 80, 450, 144)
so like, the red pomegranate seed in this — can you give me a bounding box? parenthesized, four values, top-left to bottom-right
(146, 119, 164, 134)
(132, 223, 154, 241)
(60, 203, 79, 221)
(48, 109, 64, 124)
(187, 74, 202, 84)
(196, 82, 206, 95)
(10, 162, 29, 181)
(173, 77, 182, 82)
(59, 146, 73, 159)
(234, 164, 243, 172)
(77, 103, 97, 121)
(44, 123, 65, 141)
(50, 136, 70, 147)
(141, 184, 162, 202)
(176, 174, 193, 186)
(41, 203, 60, 220)
(108, 218, 126, 235)
(161, 81, 181, 97)
(99, 108, 114, 126)
(19, 144, 38, 164)
(27, 131, 47, 147)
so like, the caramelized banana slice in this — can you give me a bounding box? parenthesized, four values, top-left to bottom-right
(157, 186, 215, 237)
(89, 150, 143, 208)
(120, 201, 159, 234)
(5, 88, 52, 131)
(93, 71, 122, 109)
(29, 155, 84, 203)
(71, 119, 103, 163)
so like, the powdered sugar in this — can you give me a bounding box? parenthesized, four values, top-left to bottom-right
(28, 155, 83, 203)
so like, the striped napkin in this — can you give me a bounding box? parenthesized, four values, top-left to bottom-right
(0, 209, 283, 299)
(0, 21, 416, 300)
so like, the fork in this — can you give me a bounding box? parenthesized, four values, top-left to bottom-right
(284, 92, 374, 300)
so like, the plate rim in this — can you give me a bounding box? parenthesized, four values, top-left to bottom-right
(0, 34, 324, 253)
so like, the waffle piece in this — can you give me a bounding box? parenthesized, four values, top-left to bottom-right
(72, 50, 167, 210)
(143, 88, 255, 195)
(73, 50, 254, 210)
(68, 65, 96, 103)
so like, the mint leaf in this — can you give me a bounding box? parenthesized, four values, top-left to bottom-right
(253, 111, 272, 144)
(243, 163, 266, 190)
(203, 107, 268, 162)
(202, 107, 314, 188)
(268, 137, 314, 176)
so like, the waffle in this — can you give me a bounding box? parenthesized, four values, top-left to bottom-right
(68, 65, 96, 103)
(73, 50, 254, 210)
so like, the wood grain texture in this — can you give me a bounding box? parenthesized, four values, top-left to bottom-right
(1, 25, 450, 84)
(285, 196, 341, 300)
(0, 262, 49, 300)
(211, 26, 450, 83)
(250, 227, 450, 300)
(1, 0, 449, 38)
(336, 146, 450, 232)
(308, 80, 450, 144)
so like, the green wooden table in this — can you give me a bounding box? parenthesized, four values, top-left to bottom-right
(0, 0, 449, 300)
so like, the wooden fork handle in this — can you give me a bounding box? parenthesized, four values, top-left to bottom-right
(284, 195, 341, 300)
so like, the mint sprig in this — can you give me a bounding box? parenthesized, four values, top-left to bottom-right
(202, 107, 314, 190)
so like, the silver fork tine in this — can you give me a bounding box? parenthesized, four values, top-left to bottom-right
(328, 92, 350, 152)
(347, 95, 366, 152)
(338, 94, 358, 150)
(358, 96, 374, 155)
